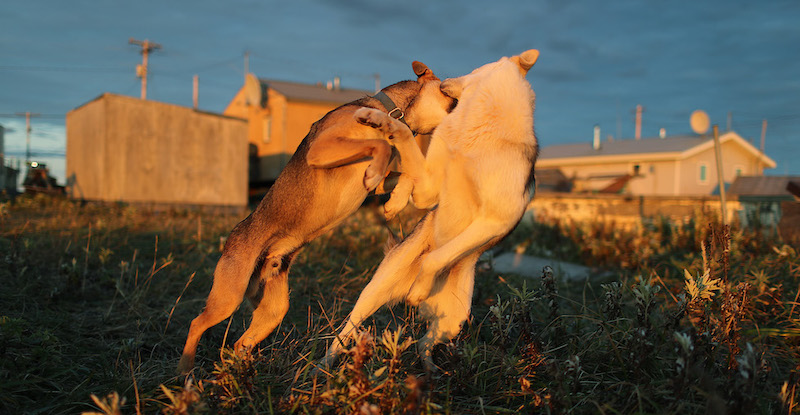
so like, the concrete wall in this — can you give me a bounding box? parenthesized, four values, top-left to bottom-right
(66, 93, 248, 207)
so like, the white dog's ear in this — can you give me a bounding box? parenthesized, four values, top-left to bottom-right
(440, 78, 463, 99)
(413, 61, 440, 82)
(511, 49, 539, 75)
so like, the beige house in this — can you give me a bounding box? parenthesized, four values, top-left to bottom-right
(537, 131, 776, 196)
(223, 76, 371, 184)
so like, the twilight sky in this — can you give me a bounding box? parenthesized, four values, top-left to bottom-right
(2, 0, 799, 185)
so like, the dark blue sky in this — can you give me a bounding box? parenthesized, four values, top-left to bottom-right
(2, 0, 799, 184)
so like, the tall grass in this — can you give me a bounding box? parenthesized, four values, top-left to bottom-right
(1, 195, 798, 414)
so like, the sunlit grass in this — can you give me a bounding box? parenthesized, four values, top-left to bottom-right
(1, 194, 798, 414)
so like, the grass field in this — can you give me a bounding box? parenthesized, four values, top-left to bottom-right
(1, 195, 798, 414)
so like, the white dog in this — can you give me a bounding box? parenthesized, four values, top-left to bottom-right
(323, 50, 540, 369)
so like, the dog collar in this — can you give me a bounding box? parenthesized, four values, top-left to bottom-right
(373, 91, 408, 126)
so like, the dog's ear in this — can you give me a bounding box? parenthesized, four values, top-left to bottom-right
(412, 61, 440, 82)
(440, 78, 463, 99)
(511, 49, 540, 75)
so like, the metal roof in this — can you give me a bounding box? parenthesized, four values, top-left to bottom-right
(260, 79, 370, 104)
(540, 135, 710, 159)
(728, 175, 800, 197)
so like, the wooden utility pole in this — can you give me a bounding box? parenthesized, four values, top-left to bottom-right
(712, 125, 727, 228)
(15, 111, 41, 164)
(129, 38, 161, 100)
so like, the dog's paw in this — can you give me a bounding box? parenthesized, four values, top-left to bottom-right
(383, 197, 406, 221)
(363, 167, 383, 192)
(354, 107, 387, 130)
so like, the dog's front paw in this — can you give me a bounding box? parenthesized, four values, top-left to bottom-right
(354, 107, 388, 130)
(383, 196, 406, 221)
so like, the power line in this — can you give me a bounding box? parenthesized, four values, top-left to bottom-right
(0, 113, 63, 119)
(0, 65, 129, 73)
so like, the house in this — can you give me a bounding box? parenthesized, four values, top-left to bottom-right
(728, 175, 800, 241)
(66, 93, 248, 208)
(223, 75, 372, 185)
(536, 130, 776, 196)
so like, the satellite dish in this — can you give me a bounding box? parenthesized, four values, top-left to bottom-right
(244, 73, 262, 107)
(690, 110, 710, 134)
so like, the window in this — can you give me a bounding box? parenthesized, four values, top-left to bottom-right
(735, 166, 743, 177)
(699, 164, 708, 183)
(262, 116, 272, 144)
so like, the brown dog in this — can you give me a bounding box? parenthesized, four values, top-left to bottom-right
(177, 62, 455, 374)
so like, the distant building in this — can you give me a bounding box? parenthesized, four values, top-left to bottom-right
(66, 93, 248, 208)
(223, 76, 371, 185)
(537, 131, 776, 196)
(728, 175, 800, 240)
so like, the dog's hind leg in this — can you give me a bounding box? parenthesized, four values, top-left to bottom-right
(321, 214, 435, 367)
(178, 252, 252, 374)
(306, 136, 393, 191)
(234, 252, 296, 353)
(417, 252, 480, 371)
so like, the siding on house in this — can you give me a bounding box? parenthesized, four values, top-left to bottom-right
(537, 132, 775, 196)
(224, 78, 371, 183)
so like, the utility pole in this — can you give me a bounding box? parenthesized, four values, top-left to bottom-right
(129, 38, 161, 100)
(373, 73, 381, 93)
(15, 112, 41, 164)
(712, 125, 727, 228)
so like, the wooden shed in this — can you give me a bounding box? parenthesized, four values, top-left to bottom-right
(66, 93, 248, 208)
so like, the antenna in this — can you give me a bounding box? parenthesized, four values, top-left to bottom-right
(14, 111, 41, 163)
(690, 110, 710, 135)
(634, 105, 644, 140)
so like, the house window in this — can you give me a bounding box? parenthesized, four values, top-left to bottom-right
(262, 116, 272, 144)
(632, 164, 641, 176)
(735, 166, 743, 177)
(699, 164, 708, 183)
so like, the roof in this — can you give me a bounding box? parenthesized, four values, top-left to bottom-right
(260, 79, 370, 105)
(541, 135, 708, 159)
(538, 131, 776, 168)
(728, 175, 800, 198)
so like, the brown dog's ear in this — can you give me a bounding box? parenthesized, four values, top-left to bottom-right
(412, 61, 440, 82)
(511, 49, 540, 75)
